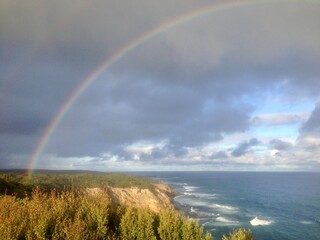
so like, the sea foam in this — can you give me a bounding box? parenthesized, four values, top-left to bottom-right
(174, 195, 209, 207)
(183, 185, 199, 192)
(213, 203, 236, 211)
(190, 207, 216, 217)
(216, 216, 239, 225)
(250, 217, 273, 226)
(300, 220, 315, 225)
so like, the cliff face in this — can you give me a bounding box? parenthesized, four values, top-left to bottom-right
(86, 183, 175, 213)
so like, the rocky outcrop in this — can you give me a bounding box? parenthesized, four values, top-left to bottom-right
(86, 182, 175, 213)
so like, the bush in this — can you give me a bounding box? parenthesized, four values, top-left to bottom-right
(119, 207, 157, 240)
(158, 210, 212, 240)
(222, 228, 255, 240)
(0, 195, 28, 239)
(0, 188, 111, 240)
(0, 188, 212, 240)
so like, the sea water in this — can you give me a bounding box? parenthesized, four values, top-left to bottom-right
(135, 172, 320, 240)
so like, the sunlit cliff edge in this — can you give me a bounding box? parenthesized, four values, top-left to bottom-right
(0, 170, 177, 213)
(87, 182, 175, 213)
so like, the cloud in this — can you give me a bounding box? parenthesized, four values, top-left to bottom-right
(210, 151, 228, 160)
(231, 138, 260, 157)
(0, 1, 320, 170)
(43, 76, 253, 158)
(296, 103, 320, 156)
(269, 139, 293, 151)
(252, 112, 309, 126)
(300, 103, 320, 136)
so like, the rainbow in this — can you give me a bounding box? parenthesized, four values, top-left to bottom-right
(26, 0, 316, 180)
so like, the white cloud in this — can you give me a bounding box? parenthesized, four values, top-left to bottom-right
(251, 112, 309, 126)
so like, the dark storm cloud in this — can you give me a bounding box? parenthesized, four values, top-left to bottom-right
(300, 103, 320, 136)
(0, 100, 46, 135)
(46, 77, 253, 157)
(231, 138, 260, 157)
(1, 55, 93, 134)
(1, 0, 320, 169)
(119, 2, 320, 89)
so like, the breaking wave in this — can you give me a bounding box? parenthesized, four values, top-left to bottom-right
(183, 185, 199, 192)
(250, 217, 273, 226)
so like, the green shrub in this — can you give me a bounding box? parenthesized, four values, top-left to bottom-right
(119, 207, 157, 240)
(0, 188, 111, 240)
(158, 209, 212, 240)
(0, 189, 214, 239)
(222, 228, 255, 240)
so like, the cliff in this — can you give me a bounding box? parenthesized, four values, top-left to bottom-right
(86, 182, 176, 213)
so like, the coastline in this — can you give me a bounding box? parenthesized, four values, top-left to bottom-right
(133, 171, 320, 240)
(0, 172, 214, 239)
(86, 181, 178, 213)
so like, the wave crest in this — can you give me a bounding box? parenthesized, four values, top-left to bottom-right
(250, 217, 273, 226)
(300, 220, 315, 225)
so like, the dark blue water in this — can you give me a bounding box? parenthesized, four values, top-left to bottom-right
(134, 172, 320, 240)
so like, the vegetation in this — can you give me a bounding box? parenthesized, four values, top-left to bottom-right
(0, 188, 211, 240)
(0, 171, 157, 195)
(0, 170, 255, 240)
(0, 177, 32, 197)
(158, 209, 212, 240)
(222, 228, 255, 240)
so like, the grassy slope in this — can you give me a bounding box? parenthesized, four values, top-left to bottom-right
(0, 170, 156, 197)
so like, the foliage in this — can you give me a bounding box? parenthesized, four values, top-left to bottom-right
(0, 188, 110, 240)
(0, 188, 212, 240)
(158, 209, 212, 240)
(222, 228, 255, 240)
(0, 177, 32, 197)
(0, 171, 254, 240)
(0, 171, 157, 194)
(120, 207, 157, 240)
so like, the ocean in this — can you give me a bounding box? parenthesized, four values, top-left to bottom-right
(134, 171, 320, 240)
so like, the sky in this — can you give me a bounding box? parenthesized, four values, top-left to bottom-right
(1, 0, 320, 172)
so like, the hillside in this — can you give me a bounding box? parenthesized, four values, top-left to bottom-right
(0, 170, 176, 212)
(0, 170, 213, 240)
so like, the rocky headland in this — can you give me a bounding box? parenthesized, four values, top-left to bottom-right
(86, 182, 176, 213)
